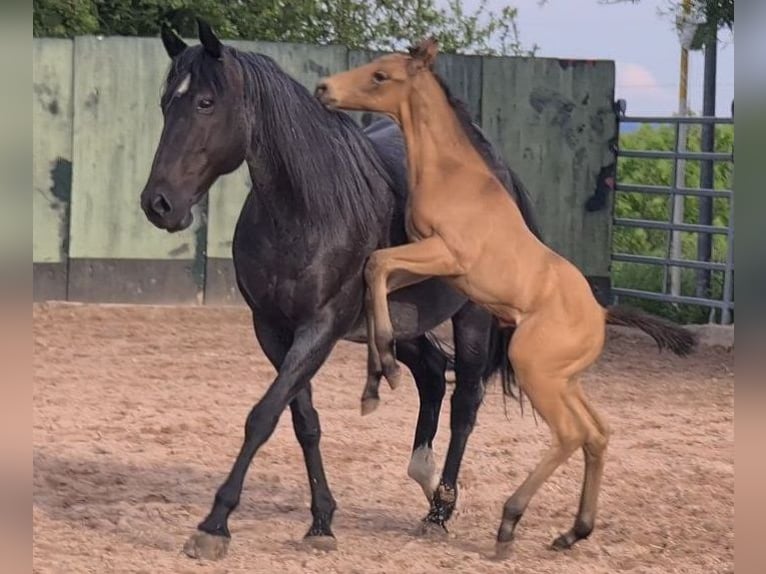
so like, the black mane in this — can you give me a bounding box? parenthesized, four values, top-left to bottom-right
(432, 73, 543, 240)
(163, 45, 395, 240)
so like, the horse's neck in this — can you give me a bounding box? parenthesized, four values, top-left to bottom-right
(242, 148, 300, 228)
(399, 76, 486, 193)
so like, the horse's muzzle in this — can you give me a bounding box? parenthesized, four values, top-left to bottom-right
(140, 188, 193, 232)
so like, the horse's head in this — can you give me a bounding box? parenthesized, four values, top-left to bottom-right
(314, 37, 440, 117)
(140, 20, 250, 232)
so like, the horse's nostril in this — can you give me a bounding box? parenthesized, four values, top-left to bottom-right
(151, 193, 172, 216)
(314, 83, 327, 98)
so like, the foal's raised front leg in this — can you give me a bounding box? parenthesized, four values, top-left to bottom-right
(183, 314, 341, 560)
(365, 236, 464, 389)
(360, 287, 386, 415)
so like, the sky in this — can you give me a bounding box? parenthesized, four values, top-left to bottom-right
(464, 0, 734, 117)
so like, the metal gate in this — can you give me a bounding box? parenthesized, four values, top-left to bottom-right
(611, 102, 734, 324)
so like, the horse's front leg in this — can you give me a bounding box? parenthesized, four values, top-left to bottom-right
(183, 313, 341, 560)
(364, 236, 463, 389)
(250, 319, 338, 548)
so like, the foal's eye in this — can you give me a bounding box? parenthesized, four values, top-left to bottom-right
(197, 97, 214, 111)
(372, 71, 389, 84)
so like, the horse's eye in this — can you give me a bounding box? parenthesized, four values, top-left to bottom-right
(372, 71, 388, 84)
(197, 97, 214, 111)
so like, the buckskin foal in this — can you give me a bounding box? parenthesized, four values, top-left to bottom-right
(315, 38, 695, 557)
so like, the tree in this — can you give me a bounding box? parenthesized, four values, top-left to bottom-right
(33, 0, 538, 56)
(596, 0, 734, 50)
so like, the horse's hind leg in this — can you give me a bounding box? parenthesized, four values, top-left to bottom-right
(551, 383, 610, 550)
(396, 336, 448, 501)
(495, 370, 585, 559)
(424, 303, 491, 532)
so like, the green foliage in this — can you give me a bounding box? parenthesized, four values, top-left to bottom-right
(33, 0, 537, 56)
(613, 122, 734, 323)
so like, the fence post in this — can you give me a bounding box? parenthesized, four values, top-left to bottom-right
(669, 120, 685, 296)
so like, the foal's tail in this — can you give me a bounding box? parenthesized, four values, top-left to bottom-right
(605, 305, 697, 356)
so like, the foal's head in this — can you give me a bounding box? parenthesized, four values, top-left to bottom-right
(315, 38, 440, 117)
(141, 20, 250, 232)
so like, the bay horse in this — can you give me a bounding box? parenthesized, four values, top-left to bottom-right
(140, 21, 542, 559)
(315, 38, 696, 557)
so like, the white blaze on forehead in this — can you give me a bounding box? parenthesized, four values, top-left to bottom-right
(175, 73, 192, 96)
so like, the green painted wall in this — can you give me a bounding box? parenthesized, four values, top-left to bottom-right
(481, 57, 616, 278)
(33, 37, 616, 302)
(69, 37, 202, 260)
(33, 39, 72, 263)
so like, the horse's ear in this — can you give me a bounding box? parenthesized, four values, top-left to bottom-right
(408, 36, 439, 70)
(160, 24, 188, 59)
(197, 18, 223, 60)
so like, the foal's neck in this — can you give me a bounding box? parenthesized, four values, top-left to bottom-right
(397, 73, 487, 192)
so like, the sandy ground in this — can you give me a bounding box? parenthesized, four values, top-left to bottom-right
(33, 303, 733, 574)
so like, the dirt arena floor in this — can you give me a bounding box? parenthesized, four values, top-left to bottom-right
(33, 303, 734, 574)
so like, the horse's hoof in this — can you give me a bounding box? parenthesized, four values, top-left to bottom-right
(551, 533, 575, 551)
(360, 397, 380, 416)
(302, 534, 338, 552)
(183, 531, 230, 560)
(417, 520, 448, 540)
(494, 540, 514, 560)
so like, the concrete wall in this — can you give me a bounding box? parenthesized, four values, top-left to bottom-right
(32, 37, 616, 304)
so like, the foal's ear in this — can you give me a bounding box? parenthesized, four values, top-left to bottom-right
(197, 18, 223, 60)
(408, 37, 439, 70)
(160, 24, 188, 59)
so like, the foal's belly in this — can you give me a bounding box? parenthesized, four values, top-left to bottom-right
(445, 273, 524, 327)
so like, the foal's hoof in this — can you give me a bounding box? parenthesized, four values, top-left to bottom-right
(494, 540, 514, 561)
(383, 364, 402, 390)
(302, 534, 338, 552)
(183, 531, 230, 560)
(418, 520, 449, 540)
(550, 532, 576, 551)
(360, 396, 380, 416)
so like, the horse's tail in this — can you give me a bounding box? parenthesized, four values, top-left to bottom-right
(424, 320, 516, 398)
(605, 305, 697, 356)
(484, 320, 517, 399)
(423, 330, 455, 373)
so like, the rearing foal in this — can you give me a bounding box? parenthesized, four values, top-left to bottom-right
(316, 38, 696, 557)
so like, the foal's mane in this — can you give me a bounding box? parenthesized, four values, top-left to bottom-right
(163, 45, 394, 239)
(431, 72, 543, 240)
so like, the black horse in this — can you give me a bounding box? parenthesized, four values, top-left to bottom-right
(140, 20, 540, 560)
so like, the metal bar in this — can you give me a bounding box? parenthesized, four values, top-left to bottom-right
(618, 149, 733, 161)
(615, 183, 732, 198)
(721, 180, 735, 324)
(614, 218, 729, 235)
(611, 287, 732, 310)
(612, 253, 727, 271)
(619, 116, 733, 125)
